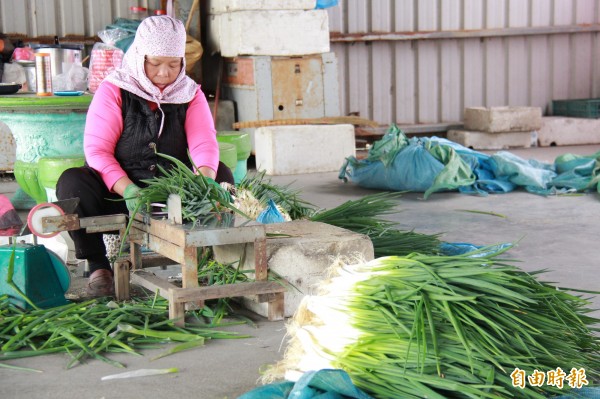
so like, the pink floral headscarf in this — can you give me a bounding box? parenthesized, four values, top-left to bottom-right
(105, 15, 197, 105)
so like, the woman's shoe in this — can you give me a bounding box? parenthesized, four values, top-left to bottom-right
(86, 269, 115, 297)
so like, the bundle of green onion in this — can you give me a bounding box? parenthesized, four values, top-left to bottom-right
(136, 153, 241, 225)
(238, 171, 316, 220)
(267, 250, 600, 399)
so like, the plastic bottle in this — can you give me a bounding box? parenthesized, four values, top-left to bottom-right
(154, 9, 166, 16)
(128, 6, 149, 20)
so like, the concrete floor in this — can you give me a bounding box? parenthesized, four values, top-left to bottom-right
(0, 144, 599, 399)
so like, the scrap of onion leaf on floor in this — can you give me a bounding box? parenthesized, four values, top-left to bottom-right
(0, 295, 250, 369)
(267, 249, 600, 399)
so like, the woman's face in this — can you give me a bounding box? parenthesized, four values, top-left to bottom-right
(144, 55, 183, 89)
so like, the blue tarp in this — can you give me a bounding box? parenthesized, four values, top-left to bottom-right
(238, 369, 374, 399)
(554, 388, 600, 399)
(340, 126, 600, 199)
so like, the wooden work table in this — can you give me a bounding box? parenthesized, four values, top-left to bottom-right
(41, 207, 286, 326)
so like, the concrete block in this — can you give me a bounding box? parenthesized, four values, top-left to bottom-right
(447, 129, 537, 150)
(213, 220, 374, 318)
(208, 10, 330, 57)
(255, 124, 355, 175)
(464, 106, 542, 133)
(207, 0, 316, 14)
(537, 116, 600, 147)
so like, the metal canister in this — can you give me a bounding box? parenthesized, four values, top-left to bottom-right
(34, 53, 52, 96)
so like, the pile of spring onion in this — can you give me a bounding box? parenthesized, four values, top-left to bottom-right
(134, 153, 242, 225)
(0, 294, 249, 370)
(266, 249, 600, 399)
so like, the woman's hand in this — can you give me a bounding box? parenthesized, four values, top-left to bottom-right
(205, 177, 232, 203)
(196, 165, 216, 179)
(123, 184, 142, 212)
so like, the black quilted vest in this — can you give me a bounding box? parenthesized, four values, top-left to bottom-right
(114, 89, 191, 186)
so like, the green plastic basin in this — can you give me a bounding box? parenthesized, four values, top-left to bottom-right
(13, 160, 46, 204)
(37, 156, 86, 190)
(219, 142, 237, 172)
(217, 131, 252, 160)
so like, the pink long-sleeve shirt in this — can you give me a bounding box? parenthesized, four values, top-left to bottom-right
(84, 81, 219, 191)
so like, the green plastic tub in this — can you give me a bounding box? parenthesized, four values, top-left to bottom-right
(37, 156, 86, 202)
(37, 156, 85, 188)
(218, 142, 237, 173)
(216, 131, 252, 160)
(217, 131, 252, 184)
(13, 160, 46, 204)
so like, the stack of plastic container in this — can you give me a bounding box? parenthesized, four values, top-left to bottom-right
(88, 47, 123, 93)
(128, 6, 149, 20)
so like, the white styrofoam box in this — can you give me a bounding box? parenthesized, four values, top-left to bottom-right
(464, 106, 543, 133)
(207, 0, 316, 14)
(208, 10, 330, 57)
(538, 116, 600, 146)
(255, 124, 355, 175)
(447, 129, 537, 150)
